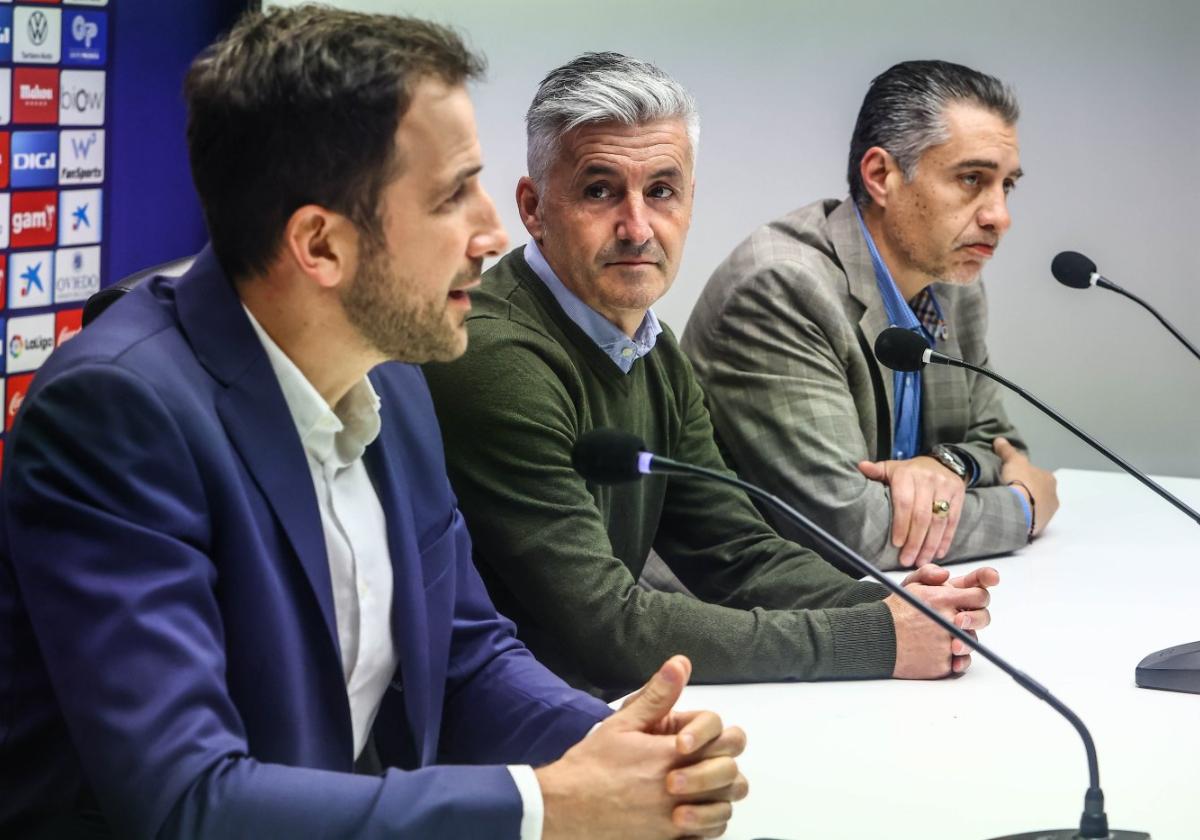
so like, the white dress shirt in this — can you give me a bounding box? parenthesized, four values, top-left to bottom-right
(243, 308, 543, 839)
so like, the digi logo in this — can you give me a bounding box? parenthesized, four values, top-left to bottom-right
(11, 130, 58, 188)
(58, 187, 99, 246)
(9, 250, 53, 309)
(14, 6, 61, 64)
(11, 190, 58, 247)
(13, 68, 59, 125)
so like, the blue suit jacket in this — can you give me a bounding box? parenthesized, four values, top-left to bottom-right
(0, 247, 610, 839)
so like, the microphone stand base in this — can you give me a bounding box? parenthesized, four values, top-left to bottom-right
(1136, 640, 1200, 694)
(986, 831, 1150, 839)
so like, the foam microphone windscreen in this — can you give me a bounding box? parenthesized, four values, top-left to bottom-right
(873, 327, 929, 372)
(571, 429, 647, 485)
(1051, 251, 1098, 289)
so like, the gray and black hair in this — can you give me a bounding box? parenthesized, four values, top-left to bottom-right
(847, 59, 1019, 208)
(525, 51, 700, 186)
(185, 5, 484, 281)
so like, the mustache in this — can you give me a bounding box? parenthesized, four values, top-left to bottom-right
(596, 241, 665, 264)
(449, 259, 484, 291)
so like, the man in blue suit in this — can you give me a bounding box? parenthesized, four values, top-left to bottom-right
(0, 8, 746, 838)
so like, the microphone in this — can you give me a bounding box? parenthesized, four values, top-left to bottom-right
(874, 327, 1200, 527)
(1051, 251, 1200, 363)
(873, 326, 1200, 695)
(572, 429, 1147, 840)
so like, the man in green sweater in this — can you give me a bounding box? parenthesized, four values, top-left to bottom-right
(424, 52, 999, 697)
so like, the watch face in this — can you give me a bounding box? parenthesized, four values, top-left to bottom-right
(934, 445, 967, 477)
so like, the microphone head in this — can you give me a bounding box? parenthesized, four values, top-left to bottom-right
(572, 429, 648, 485)
(1051, 250, 1098, 289)
(874, 327, 929, 372)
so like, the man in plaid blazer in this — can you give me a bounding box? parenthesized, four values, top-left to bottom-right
(682, 60, 1059, 571)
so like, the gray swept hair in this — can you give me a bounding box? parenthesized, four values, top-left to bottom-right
(525, 51, 700, 186)
(848, 59, 1019, 208)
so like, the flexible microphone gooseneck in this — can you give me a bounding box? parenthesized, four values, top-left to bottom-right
(874, 326, 1200, 699)
(874, 327, 1200, 527)
(572, 428, 1148, 840)
(1051, 250, 1200, 363)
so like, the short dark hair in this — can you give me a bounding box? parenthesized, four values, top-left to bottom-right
(184, 5, 485, 281)
(847, 60, 1019, 208)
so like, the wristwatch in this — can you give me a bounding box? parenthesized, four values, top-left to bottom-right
(928, 443, 969, 483)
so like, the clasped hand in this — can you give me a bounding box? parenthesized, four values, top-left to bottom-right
(536, 655, 749, 839)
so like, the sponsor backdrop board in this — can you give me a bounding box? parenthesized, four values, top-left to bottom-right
(1, 1, 109, 471)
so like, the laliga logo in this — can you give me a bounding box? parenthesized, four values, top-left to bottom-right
(72, 15, 99, 49)
(9, 334, 53, 358)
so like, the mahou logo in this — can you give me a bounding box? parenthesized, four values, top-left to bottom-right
(11, 189, 57, 247)
(13, 67, 59, 125)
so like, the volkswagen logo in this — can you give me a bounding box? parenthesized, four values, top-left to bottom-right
(28, 11, 49, 46)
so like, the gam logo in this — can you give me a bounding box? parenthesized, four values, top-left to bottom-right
(13, 205, 55, 234)
(11, 190, 58, 247)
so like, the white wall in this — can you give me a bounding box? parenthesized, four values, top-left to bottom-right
(268, 0, 1200, 478)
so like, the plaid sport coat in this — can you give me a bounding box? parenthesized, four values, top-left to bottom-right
(682, 198, 1030, 570)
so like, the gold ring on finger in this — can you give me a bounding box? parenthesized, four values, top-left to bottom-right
(932, 499, 951, 518)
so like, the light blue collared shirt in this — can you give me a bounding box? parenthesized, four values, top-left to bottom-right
(854, 204, 929, 462)
(853, 206, 1031, 529)
(523, 239, 662, 374)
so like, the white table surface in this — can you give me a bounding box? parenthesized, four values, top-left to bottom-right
(674, 469, 1200, 839)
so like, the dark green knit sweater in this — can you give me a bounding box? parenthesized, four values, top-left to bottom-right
(424, 247, 896, 696)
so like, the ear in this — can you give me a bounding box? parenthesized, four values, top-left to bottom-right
(859, 146, 900, 209)
(516, 176, 545, 241)
(281, 205, 357, 290)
